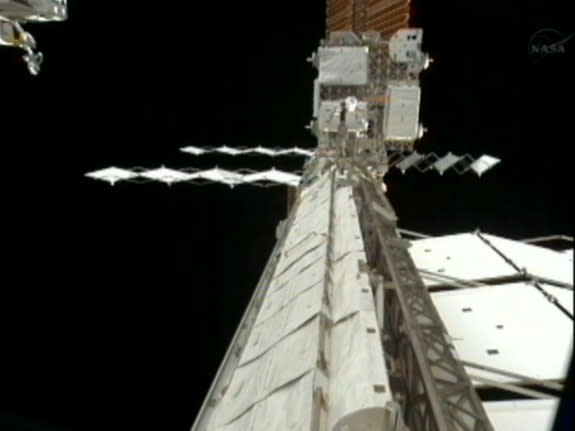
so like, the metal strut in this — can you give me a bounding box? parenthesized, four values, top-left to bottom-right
(476, 231, 574, 320)
(355, 179, 495, 431)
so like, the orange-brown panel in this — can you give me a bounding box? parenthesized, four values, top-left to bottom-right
(329, 0, 353, 12)
(367, 6, 410, 34)
(367, 0, 409, 17)
(327, 0, 411, 36)
(327, 0, 354, 31)
(328, 8, 354, 22)
(367, 0, 410, 36)
(328, 13, 354, 31)
(367, 10, 410, 27)
(328, 0, 352, 17)
(369, 18, 410, 37)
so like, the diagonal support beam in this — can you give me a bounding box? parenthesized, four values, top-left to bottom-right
(355, 178, 495, 431)
(461, 360, 564, 391)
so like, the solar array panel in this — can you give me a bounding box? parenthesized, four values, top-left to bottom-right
(327, 0, 411, 37)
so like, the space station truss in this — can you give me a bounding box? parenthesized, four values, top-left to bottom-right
(185, 166, 500, 431)
(86, 158, 573, 431)
(79, 2, 546, 429)
(354, 179, 496, 431)
(191, 167, 408, 431)
(410, 232, 573, 417)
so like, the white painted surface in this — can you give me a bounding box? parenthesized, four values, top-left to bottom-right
(180, 146, 314, 157)
(383, 85, 422, 141)
(214, 371, 315, 431)
(431, 283, 573, 383)
(85, 167, 302, 187)
(203, 178, 573, 430)
(207, 170, 395, 431)
(410, 233, 573, 286)
(483, 399, 559, 431)
(318, 46, 370, 86)
(470, 155, 501, 176)
(331, 187, 373, 323)
(327, 185, 393, 430)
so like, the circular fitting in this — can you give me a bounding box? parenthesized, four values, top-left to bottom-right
(345, 96, 358, 112)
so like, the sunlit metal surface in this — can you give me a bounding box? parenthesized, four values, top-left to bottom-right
(0, 0, 66, 22)
(192, 169, 403, 431)
(431, 282, 573, 384)
(410, 232, 574, 287)
(0, 0, 67, 74)
(383, 85, 422, 141)
(318, 46, 370, 85)
(355, 180, 496, 431)
(81, 3, 521, 429)
(483, 400, 560, 431)
(432, 152, 464, 174)
(180, 146, 315, 157)
(470, 155, 501, 176)
(85, 167, 303, 187)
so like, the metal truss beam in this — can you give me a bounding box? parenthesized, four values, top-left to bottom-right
(354, 178, 495, 431)
(398, 228, 432, 239)
(468, 375, 556, 400)
(521, 235, 574, 245)
(461, 360, 564, 392)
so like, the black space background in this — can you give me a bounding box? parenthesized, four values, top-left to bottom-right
(0, 1, 573, 430)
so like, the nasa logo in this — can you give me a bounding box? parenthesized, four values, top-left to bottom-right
(528, 28, 573, 63)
